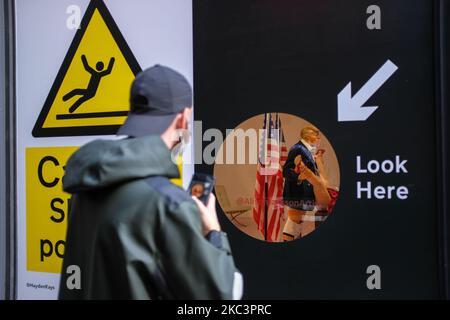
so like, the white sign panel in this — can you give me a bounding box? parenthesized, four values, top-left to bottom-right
(15, 0, 193, 299)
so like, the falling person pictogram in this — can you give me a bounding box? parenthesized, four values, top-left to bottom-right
(63, 55, 115, 113)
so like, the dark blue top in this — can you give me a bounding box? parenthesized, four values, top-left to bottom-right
(282, 141, 318, 211)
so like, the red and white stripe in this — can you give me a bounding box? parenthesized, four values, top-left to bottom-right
(252, 114, 287, 242)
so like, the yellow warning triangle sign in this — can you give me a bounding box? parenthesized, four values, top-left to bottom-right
(33, 0, 141, 137)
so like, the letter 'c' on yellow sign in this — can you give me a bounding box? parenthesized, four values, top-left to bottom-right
(33, 0, 141, 138)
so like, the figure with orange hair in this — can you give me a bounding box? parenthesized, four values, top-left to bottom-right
(282, 126, 331, 241)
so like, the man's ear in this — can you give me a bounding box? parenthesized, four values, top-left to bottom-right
(173, 113, 183, 130)
(177, 107, 192, 129)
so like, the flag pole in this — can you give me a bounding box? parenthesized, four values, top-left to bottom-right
(264, 174, 268, 241)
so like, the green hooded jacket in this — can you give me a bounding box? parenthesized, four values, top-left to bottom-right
(58, 135, 240, 300)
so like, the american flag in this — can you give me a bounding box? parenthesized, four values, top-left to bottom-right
(252, 113, 288, 242)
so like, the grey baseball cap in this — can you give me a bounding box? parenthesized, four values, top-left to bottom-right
(117, 65, 192, 137)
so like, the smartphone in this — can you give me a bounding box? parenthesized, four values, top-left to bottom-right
(188, 173, 216, 205)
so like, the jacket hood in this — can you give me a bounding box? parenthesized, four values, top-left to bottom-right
(63, 135, 180, 194)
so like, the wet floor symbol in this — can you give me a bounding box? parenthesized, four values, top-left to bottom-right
(32, 0, 142, 137)
(63, 55, 115, 113)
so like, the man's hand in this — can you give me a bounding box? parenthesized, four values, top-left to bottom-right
(294, 155, 308, 180)
(192, 193, 221, 236)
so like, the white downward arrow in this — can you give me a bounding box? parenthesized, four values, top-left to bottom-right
(338, 60, 398, 122)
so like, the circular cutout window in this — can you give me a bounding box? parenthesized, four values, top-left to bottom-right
(213, 113, 340, 242)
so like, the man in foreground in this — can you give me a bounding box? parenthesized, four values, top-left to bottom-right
(58, 65, 243, 299)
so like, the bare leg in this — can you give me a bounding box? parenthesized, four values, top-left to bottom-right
(299, 163, 331, 209)
(287, 207, 306, 223)
(315, 155, 329, 187)
(283, 207, 305, 240)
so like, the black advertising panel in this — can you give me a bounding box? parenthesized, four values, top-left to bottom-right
(194, 0, 449, 298)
